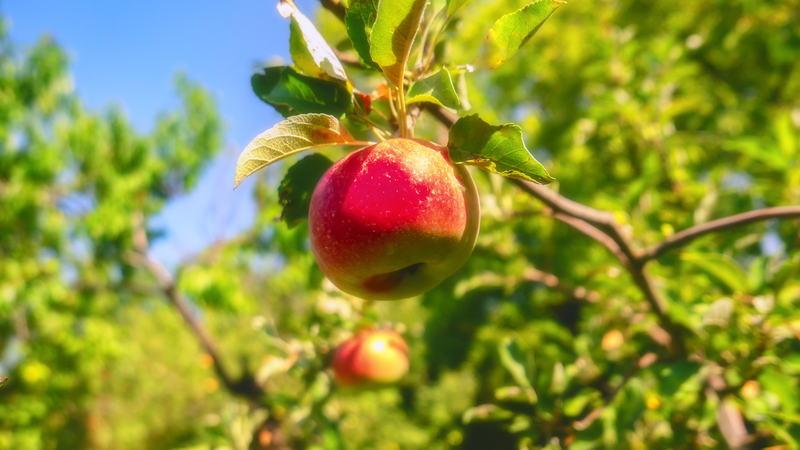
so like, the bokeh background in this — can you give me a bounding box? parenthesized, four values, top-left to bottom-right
(1, 0, 800, 449)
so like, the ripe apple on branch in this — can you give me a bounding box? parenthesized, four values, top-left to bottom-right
(233, 0, 558, 301)
(331, 329, 410, 387)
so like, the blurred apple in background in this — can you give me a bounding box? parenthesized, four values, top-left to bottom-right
(332, 330, 409, 387)
(309, 138, 480, 300)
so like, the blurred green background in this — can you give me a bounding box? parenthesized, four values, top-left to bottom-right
(2, 0, 800, 449)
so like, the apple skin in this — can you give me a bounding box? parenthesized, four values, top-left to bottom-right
(308, 138, 480, 300)
(331, 330, 409, 387)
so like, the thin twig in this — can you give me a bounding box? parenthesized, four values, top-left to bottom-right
(129, 212, 263, 400)
(522, 267, 601, 303)
(551, 212, 631, 269)
(640, 206, 800, 261)
(332, 48, 362, 68)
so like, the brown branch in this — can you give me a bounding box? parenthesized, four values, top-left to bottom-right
(523, 267, 601, 302)
(550, 212, 631, 269)
(512, 179, 680, 352)
(129, 213, 263, 400)
(640, 206, 800, 262)
(332, 48, 362, 68)
(426, 104, 685, 355)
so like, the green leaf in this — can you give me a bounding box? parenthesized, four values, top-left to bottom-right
(251, 66, 354, 118)
(370, 0, 428, 88)
(550, 361, 566, 395)
(280, 1, 349, 82)
(760, 368, 800, 416)
(481, 0, 565, 69)
(498, 338, 536, 404)
(681, 253, 749, 293)
(406, 68, 460, 111)
(345, 0, 381, 70)
(234, 113, 370, 188)
(278, 153, 334, 228)
(562, 387, 600, 417)
(446, 0, 473, 17)
(722, 137, 789, 170)
(658, 361, 702, 396)
(447, 114, 555, 184)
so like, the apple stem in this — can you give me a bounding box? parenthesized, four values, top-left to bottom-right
(397, 85, 408, 138)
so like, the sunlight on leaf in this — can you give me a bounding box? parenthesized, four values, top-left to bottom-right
(498, 338, 536, 402)
(370, 0, 428, 88)
(279, 0, 349, 82)
(234, 114, 370, 188)
(406, 68, 460, 111)
(481, 0, 565, 69)
(446, 0, 473, 17)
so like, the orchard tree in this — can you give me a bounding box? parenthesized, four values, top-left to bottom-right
(2, 0, 800, 449)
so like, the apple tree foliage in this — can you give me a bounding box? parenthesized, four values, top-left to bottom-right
(3, 0, 800, 448)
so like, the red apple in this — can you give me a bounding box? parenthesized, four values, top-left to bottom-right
(309, 138, 480, 300)
(332, 330, 409, 386)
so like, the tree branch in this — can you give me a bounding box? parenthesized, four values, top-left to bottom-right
(129, 213, 263, 400)
(523, 267, 601, 303)
(640, 206, 800, 262)
(425, 104, 686, 354)
(550, 212, 631, 268)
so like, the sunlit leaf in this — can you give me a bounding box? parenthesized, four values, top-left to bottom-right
(406, 68, 460, 111)
(370, 0, 428, 88)
(681, 253, 749, 293)
(658, 362, 702, 397)
(481, 0, 565, 69)
(345, 0, 381, 70)
(447, 114, 554, 184)
(723, 138, 788, 170)
(759, 368, 800, 417)
(550, 362, 566, 395)
(278, 153, 334, 228)
(279, 1, 350, 83)
(251, 66, 354, 118)
(446, 0, 473, 17)
(234, 114, 369, 188)
(562, 387, 600, 417)
(498, 338, 536, 403)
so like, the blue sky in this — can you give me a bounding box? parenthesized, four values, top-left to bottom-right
(4, 0, 320, 268)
